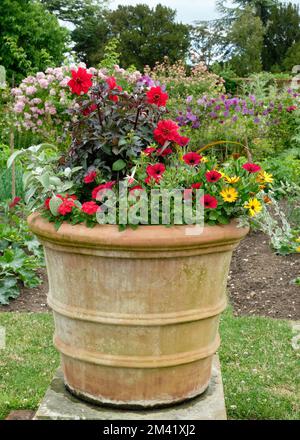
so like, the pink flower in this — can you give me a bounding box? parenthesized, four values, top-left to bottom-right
(25, 86, 37, 95)
(242, 163, 261, 173)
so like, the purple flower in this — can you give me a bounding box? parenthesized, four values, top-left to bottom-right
(186, 95, 193, 104)
(138, 75, 155, 88)
(232, 115, 238, 122)
(215, 104, 221, 111)
(210, 111, 217, 119)
(223, 110, 229, 118)
(249, 95, 256, 103)
(253, 117, 260, 124)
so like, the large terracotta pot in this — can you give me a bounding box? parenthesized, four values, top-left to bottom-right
(28, 213, 248, 408)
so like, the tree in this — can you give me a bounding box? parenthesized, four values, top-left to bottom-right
(72, 3, 190, 70)
(262, 2, 300, 71)
(228, 7, 264, 76)
(40, 0, 108, 26)
(0, 0, 68, 83)
(216, 0, 278, 25)
(190, 21, 226, 66)
(283, 41, 300, 72)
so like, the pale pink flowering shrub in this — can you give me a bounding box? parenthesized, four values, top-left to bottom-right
(11, 63, 144, 143)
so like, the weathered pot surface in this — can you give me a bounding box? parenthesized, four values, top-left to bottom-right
(28, 213, 249, 408)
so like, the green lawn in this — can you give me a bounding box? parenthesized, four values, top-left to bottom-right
(0, 309, 299, 420)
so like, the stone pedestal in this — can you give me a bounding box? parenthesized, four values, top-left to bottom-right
(34, 355, 227, 420)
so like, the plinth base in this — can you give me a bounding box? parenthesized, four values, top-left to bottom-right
(34, 355, 227, 420)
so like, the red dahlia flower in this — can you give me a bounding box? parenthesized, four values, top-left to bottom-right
(9, 196, 21, 209)
(147, 86, 168, 107)
(154, 120, 179, 145)
(174, 134, 190, 147)
(81, 201, 99, 215)
(146, 163, 166, 182)
(205, 170, 222, 183)
(106, 77, 123, 102)
(82, 103, 97, 116)
(183, 152, 202, 166)
(68, 67, 93, 95)
(84, 171, 97, 184)
(92, 181, 116, 199)
(200, 194, 218, 209)
(106, 77, 117, 89)
(287, 105, 297, 112)
(242, 163, 261, 173)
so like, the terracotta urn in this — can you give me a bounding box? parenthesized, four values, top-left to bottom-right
(28, 213, 248, 408)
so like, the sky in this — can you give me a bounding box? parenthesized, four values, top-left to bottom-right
(110, 0, 300, 24)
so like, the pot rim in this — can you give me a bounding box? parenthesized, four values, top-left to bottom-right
(28, 212, 249, 251)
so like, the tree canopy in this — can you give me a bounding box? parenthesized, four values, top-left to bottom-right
(0, 0, 68, 83)
(72, 3, 190, 70)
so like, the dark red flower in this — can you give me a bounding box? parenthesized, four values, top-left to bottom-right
(82, 103, 97, 116)
(191, 182, 202, 189)
(81, 201, 99, 215)
(200, 194, 218, 209)
(58, 199, 75, 216)
(205, 170, 222, 183)
(174, 134, 190, 147)
(9, 196, 21, 209)
(65, 194, 77, 200)
(157, 147, 173, 157)
(92, 181, 116, 199)
(154, 120, 179, 145)
(287, 105, 297, 112)
(183, 152, 202, 166)
(242, 163, 261, 173)
(145, 176, 158, 185)
(84, 171, 97, 184)
(68, 67, 93, 95)
(146, 163, 166, 182)
(44, 197, 51, 210)
(143, 147, 156, 156)
(147, 86, 168, 107)
(129, 185, 144, 193)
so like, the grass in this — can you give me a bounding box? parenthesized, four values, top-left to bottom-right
(0, 309, 299, 420)
(0, 166, 24, 201)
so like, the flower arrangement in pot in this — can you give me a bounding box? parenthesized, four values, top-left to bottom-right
(26, 66, 273, 408)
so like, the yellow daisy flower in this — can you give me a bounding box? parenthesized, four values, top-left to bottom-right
(244, 198, 262, 216)
(296, 246, 300, 253)
(220, 187, 238, 203)
(201, 156, 208, 163)
(295, 237, 300, 243)
(224, 175, 240, 184)
(257, 171, 274, 184)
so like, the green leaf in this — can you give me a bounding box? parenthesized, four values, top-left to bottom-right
(49, 196, 63, 216)
(7, 149, 25, 169)
(0, 276, 19, 305)
(112, 159, 126, 171)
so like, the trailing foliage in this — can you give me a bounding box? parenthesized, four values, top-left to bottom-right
(0, 200, 43, 305)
